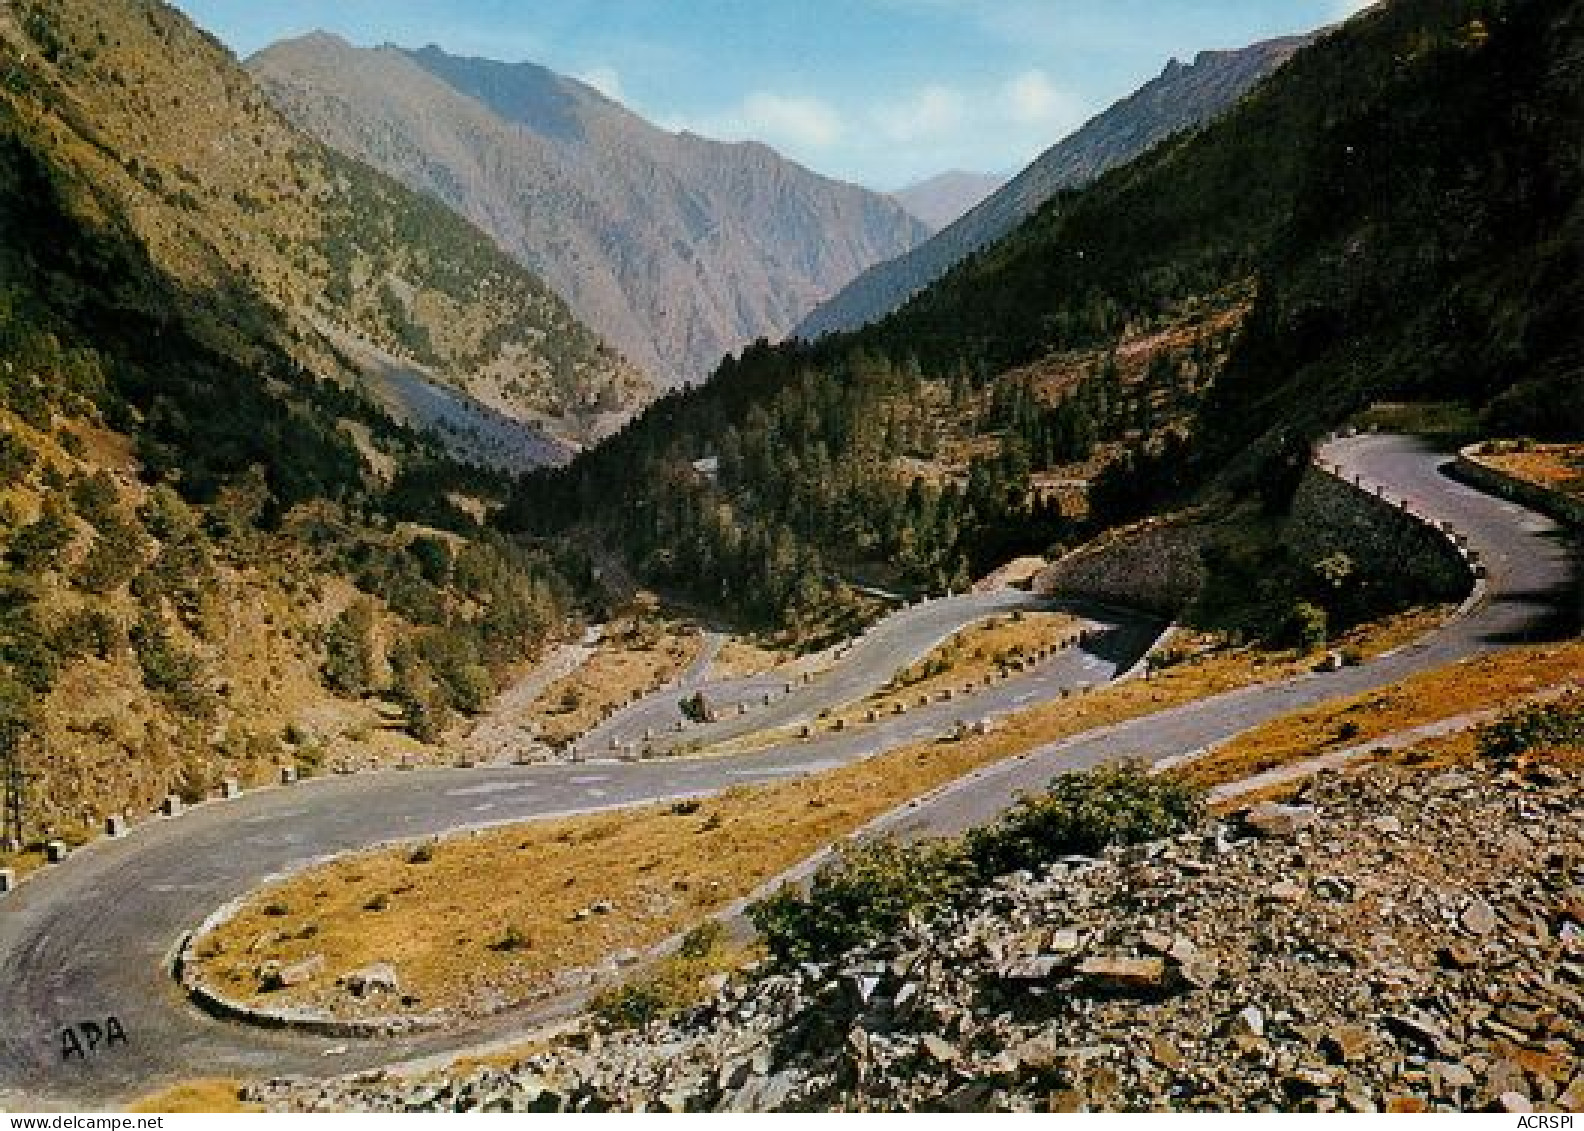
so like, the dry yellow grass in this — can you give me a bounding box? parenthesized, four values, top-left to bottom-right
(1180, 638, 1584, 790)
(185, 604, 1448, 1023)
(699, 607, 1445, 758)
(709, 638, 790, 680)
(0, 412, 433, 862)
(527, 621, 703, 747)
(1214, 691, 1584, 814)
(862, 611, 1081, 716)
(1480, 444, 1584, 498)
(125, 1079, 256, 1113)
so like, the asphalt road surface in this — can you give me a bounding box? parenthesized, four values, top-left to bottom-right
(0, 434, 1572, 1107)
(875, 434, 1576, 839)
(574, 589, 1129, 758)
(0, 585, 1158, 1107)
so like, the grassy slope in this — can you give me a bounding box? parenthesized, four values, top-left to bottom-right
(0, 2, 613, 852)
(3, 0, 649, 431)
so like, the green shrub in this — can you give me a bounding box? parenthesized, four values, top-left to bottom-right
(7, 495, 74, 573)
(1477, 701, 1584, 761)
(749, 764, 1205, 966)
(322, 600, 376, 696)
(52, 606, 123, 661)
(589, 978, 671, 1030)
(678, 919, 726, 960)
(965, 763, 1204, 878)
(69, 469, 119, 527)
(74, 513, 150, 594)
(1284, 600, 1329, 653)
(0, 431, 35, 487)
(749, 837, 969, 966)
(678, 691, 710, 723)
(130, 613, 213, 718)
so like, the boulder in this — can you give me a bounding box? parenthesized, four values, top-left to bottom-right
(920, 1034, 958, 1065)
(261, 953, 325, 991)
(1243, 802, 1319, 838)
(1461, 898, 1498, 936)
(1321, 1025, 1373, 1065)
(1075, 956, 1166, 991)
(1047, 929, 1083, 954)
(1383, 1013, 1457, 1058)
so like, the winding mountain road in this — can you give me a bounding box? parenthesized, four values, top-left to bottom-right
(874, 434, 1575, 839)
(574, 588, 1125, 758)
(0, 435, 1573, 1107)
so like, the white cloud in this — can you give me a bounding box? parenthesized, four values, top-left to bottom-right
(872, 84, 967, 142)
(670, 92, 846, 151)
(1334, 0, 1378, 18)
(576, 65, 625, 103)
(741, 92, 845, 148)
(1003, 69, 1081, 128)
(658, 70, 1085, 187)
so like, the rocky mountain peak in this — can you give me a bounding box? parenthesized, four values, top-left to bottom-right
(251, 38, 929, 388)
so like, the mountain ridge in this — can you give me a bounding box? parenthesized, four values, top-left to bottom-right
(795, 36, 1311, 341)
(513, 0, 1580, 631)
(891, 171, 1008, 232)
(0, 1, 650, 465)
(248, 37, 931, 388)
(0, 0, 638, 836)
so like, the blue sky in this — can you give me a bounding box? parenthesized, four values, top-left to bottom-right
(173, 1, 1375, 189)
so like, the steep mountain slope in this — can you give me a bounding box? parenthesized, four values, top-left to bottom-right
(795, 37, 1309, 340)
(873, 0, 1582, 467)
(3, 0, 648, 464)
(247, 36, 931, 388)
(515, 0, 1581, 627)
(891, 171, 1007, 232)
(0, 0, 616, 842)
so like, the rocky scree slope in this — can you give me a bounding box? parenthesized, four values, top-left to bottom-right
(252, 759, 1584, 1112)
(794, 36, 1308, 341)
(2, 0, 648, 454)
(249, 36, 929, 389)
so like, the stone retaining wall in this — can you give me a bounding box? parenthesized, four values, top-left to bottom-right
(1035, 520, 1213, 618)
(1039, 436, 1479, 616)
(1287, 462, 1471, 603)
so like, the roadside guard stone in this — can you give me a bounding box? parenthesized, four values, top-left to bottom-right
(344, 962, 400, 998)
(241, 759, 1584, 1115)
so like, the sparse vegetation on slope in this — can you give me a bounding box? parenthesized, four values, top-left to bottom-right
(249, 36, 928, 390)
(0, 0, 624, 854)
(3, 0, 648, 442)
(797, 37, 1308, 340)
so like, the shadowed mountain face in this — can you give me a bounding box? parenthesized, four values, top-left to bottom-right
(250, 37, 931, 389)
(795, 36, 1311, 341)
(0, 2, 649, 464)
(891, 171, 1008, 232)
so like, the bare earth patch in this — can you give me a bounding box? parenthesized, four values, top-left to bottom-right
(183, 605, 1449, 1025)
(861, 610, 1081, 716)
(707, 638, 791, 681)
(125, 1078, 257, 1113)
